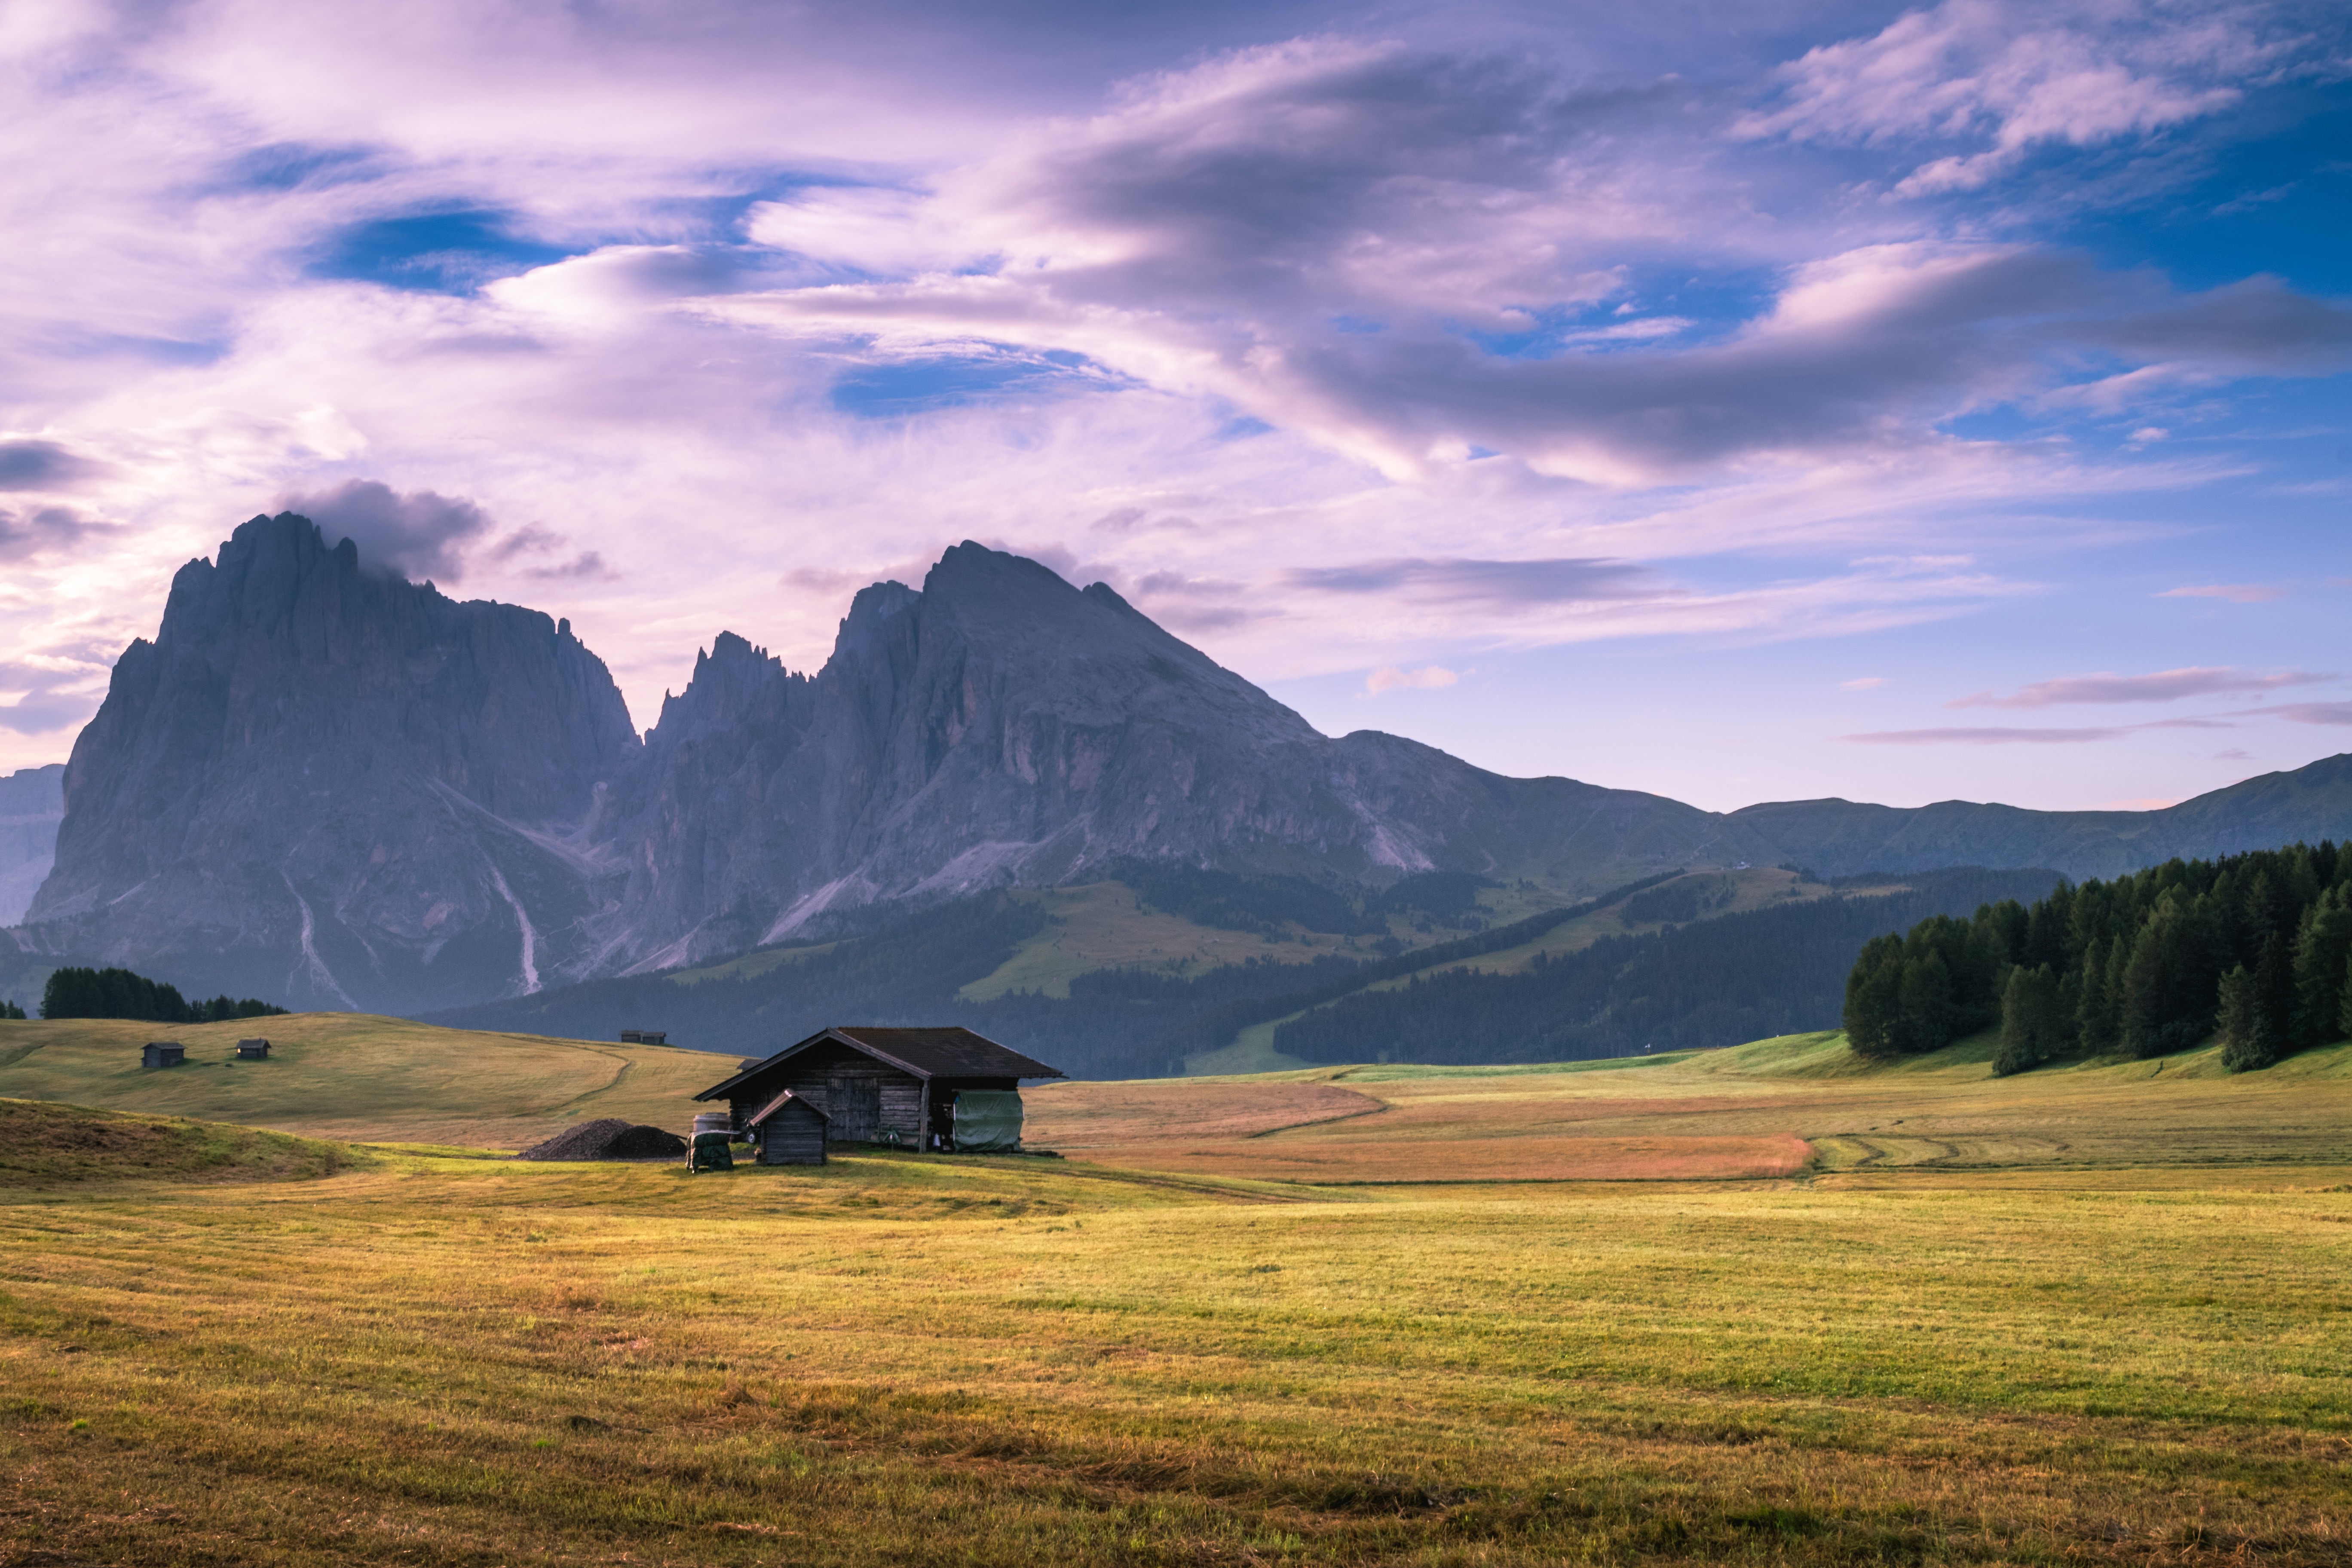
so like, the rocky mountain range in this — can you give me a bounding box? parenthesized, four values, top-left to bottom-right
(6, 510, 2350, 1016)
(0, 764, 63, 928)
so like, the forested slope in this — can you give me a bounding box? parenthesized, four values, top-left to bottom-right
(437, 867, 2055, 1075)
(1272, 868, 2060, 1066)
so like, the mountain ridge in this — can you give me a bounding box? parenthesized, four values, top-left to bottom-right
(5, 510, 2349, 1017)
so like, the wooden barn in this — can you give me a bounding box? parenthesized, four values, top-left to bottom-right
(741, 1089, 828, 1164)
(235, 1038, 270, 1060)
(693, 1027, 1063, 1153)
(142, 1041, 184, 1069)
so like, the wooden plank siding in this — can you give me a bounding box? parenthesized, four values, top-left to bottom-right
(755, 1099, 828, 1165)
(725, 1040, 929, 1148)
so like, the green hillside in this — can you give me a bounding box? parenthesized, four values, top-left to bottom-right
(0, 1014, 735, 1150)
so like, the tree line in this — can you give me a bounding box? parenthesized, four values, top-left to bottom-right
(40, 966, 288, 1025)
(1271, 868, 2058, 1066)
(1842, 842, 2352, 1075)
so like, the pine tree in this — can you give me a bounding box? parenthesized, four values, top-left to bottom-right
(1995, 963, 2063, 1075)
(2218, 964, 2274, 1072)
(2291, 888, 2352, 1048)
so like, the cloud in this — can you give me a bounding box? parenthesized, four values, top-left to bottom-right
(1948, 666, 2330, 708)
(1287, 557, 1662, 606)
(2157, 583, 2285, 603)
(2275, 703, 2352, 727)
(522, 550, 620, 582)
(279, 479, 491, 582)
(1840, 677, 1889, 690)
(0, 505, 101, 563)
(2212, 748, 2252, 760)
(0, 440, 104, 492)
(1738, 0, 2275, 195)
(1365, 664, 1459, 694)
(1847, 725, 2132, 744)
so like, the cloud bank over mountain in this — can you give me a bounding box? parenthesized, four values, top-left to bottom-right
(0, 0, 2345, 810)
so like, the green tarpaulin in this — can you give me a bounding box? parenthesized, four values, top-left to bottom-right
(689, 1132, 734, 1172)
(951, 1090, 1023, 1153)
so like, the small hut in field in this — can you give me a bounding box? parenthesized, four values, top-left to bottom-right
(619, 1029, 667, 1046)
(693, 1027, 1062, 1154)
(142, 1041, 184, 1069)
(740, 1089, 828, 1164)
(235, 1038, 270, 1060)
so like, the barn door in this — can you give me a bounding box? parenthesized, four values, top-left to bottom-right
(827, 1075, 880, 1142)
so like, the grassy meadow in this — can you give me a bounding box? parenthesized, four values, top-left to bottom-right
(0, 1013, 735, 1150)
(1, 1021, 2349, 1563)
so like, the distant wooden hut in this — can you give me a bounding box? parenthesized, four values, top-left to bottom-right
(741, 1089, 829, 1164)
(235, 1038, 270, 1060)
(619, 1030, 668, 1046)
(693, 1027, 1063, 1152)
(142, 1041, 184, 1069)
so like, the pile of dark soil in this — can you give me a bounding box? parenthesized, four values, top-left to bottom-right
(514, 1118, 688, 1162)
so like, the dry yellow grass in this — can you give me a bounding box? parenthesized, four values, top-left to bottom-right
(1, 1143, 2347, 1565)
(1031, 1031, 2352, 1182)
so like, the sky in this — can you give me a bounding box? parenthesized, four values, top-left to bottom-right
(1, 0, 2347, 812)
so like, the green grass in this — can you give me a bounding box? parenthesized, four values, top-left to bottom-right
(0, 1013, 732, 1149)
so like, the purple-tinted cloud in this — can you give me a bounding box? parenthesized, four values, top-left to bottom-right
(2275, 703, 2352, 726)
(0, 506, 101, 562)
(279, 479, 490, 583)
(2157, 583, 2286, 603)
(0, 441, 104, 492)
(1286, 556, 1662, 605)
(1948, 666, 2332, 708)
(1847, 725, 2134, 745)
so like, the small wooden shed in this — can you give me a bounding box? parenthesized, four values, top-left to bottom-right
(742, 1089, 829, 1164)
(619, 1030, 668, 1046)
(142, 1041, 184, 1069)
(235, 1038, 270, 1060)
(693, 1026, 1063, 1152)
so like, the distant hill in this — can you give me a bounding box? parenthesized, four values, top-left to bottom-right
(1733, 756, 2352, 879)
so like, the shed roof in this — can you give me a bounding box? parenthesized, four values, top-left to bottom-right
(693, 1026, 1064, 1102)
(742, 1087, 828, 1128)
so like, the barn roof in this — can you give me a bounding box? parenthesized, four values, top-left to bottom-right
(692, 1026, 1064, 1101)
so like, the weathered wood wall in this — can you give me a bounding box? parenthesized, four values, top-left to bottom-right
(729, 1040, 925, 1145)
(756, 1101, 827, 1165)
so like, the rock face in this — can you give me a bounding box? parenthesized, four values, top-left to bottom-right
(15, 515, 2352, 1016)
(0, 764, 64, 926)
(22, 514, 639, 1010)
(593, 544, 1767, 972)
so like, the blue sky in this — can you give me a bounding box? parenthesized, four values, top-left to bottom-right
(0, 0, 2345, 809)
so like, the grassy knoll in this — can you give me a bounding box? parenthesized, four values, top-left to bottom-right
(0, 1014, 734, 1150)
(0, 1141, 2347, 1565)
(0, 1099, 363, 1186)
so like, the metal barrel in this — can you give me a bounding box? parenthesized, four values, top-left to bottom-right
(692, 1111, 735, 1138)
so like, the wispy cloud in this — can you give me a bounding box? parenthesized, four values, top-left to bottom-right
(1948, 666, 2331, 708)
(1365, 665, 1460, 695)
(1847, 725, 2134, 745)
(2158, 584, 2285, 603)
